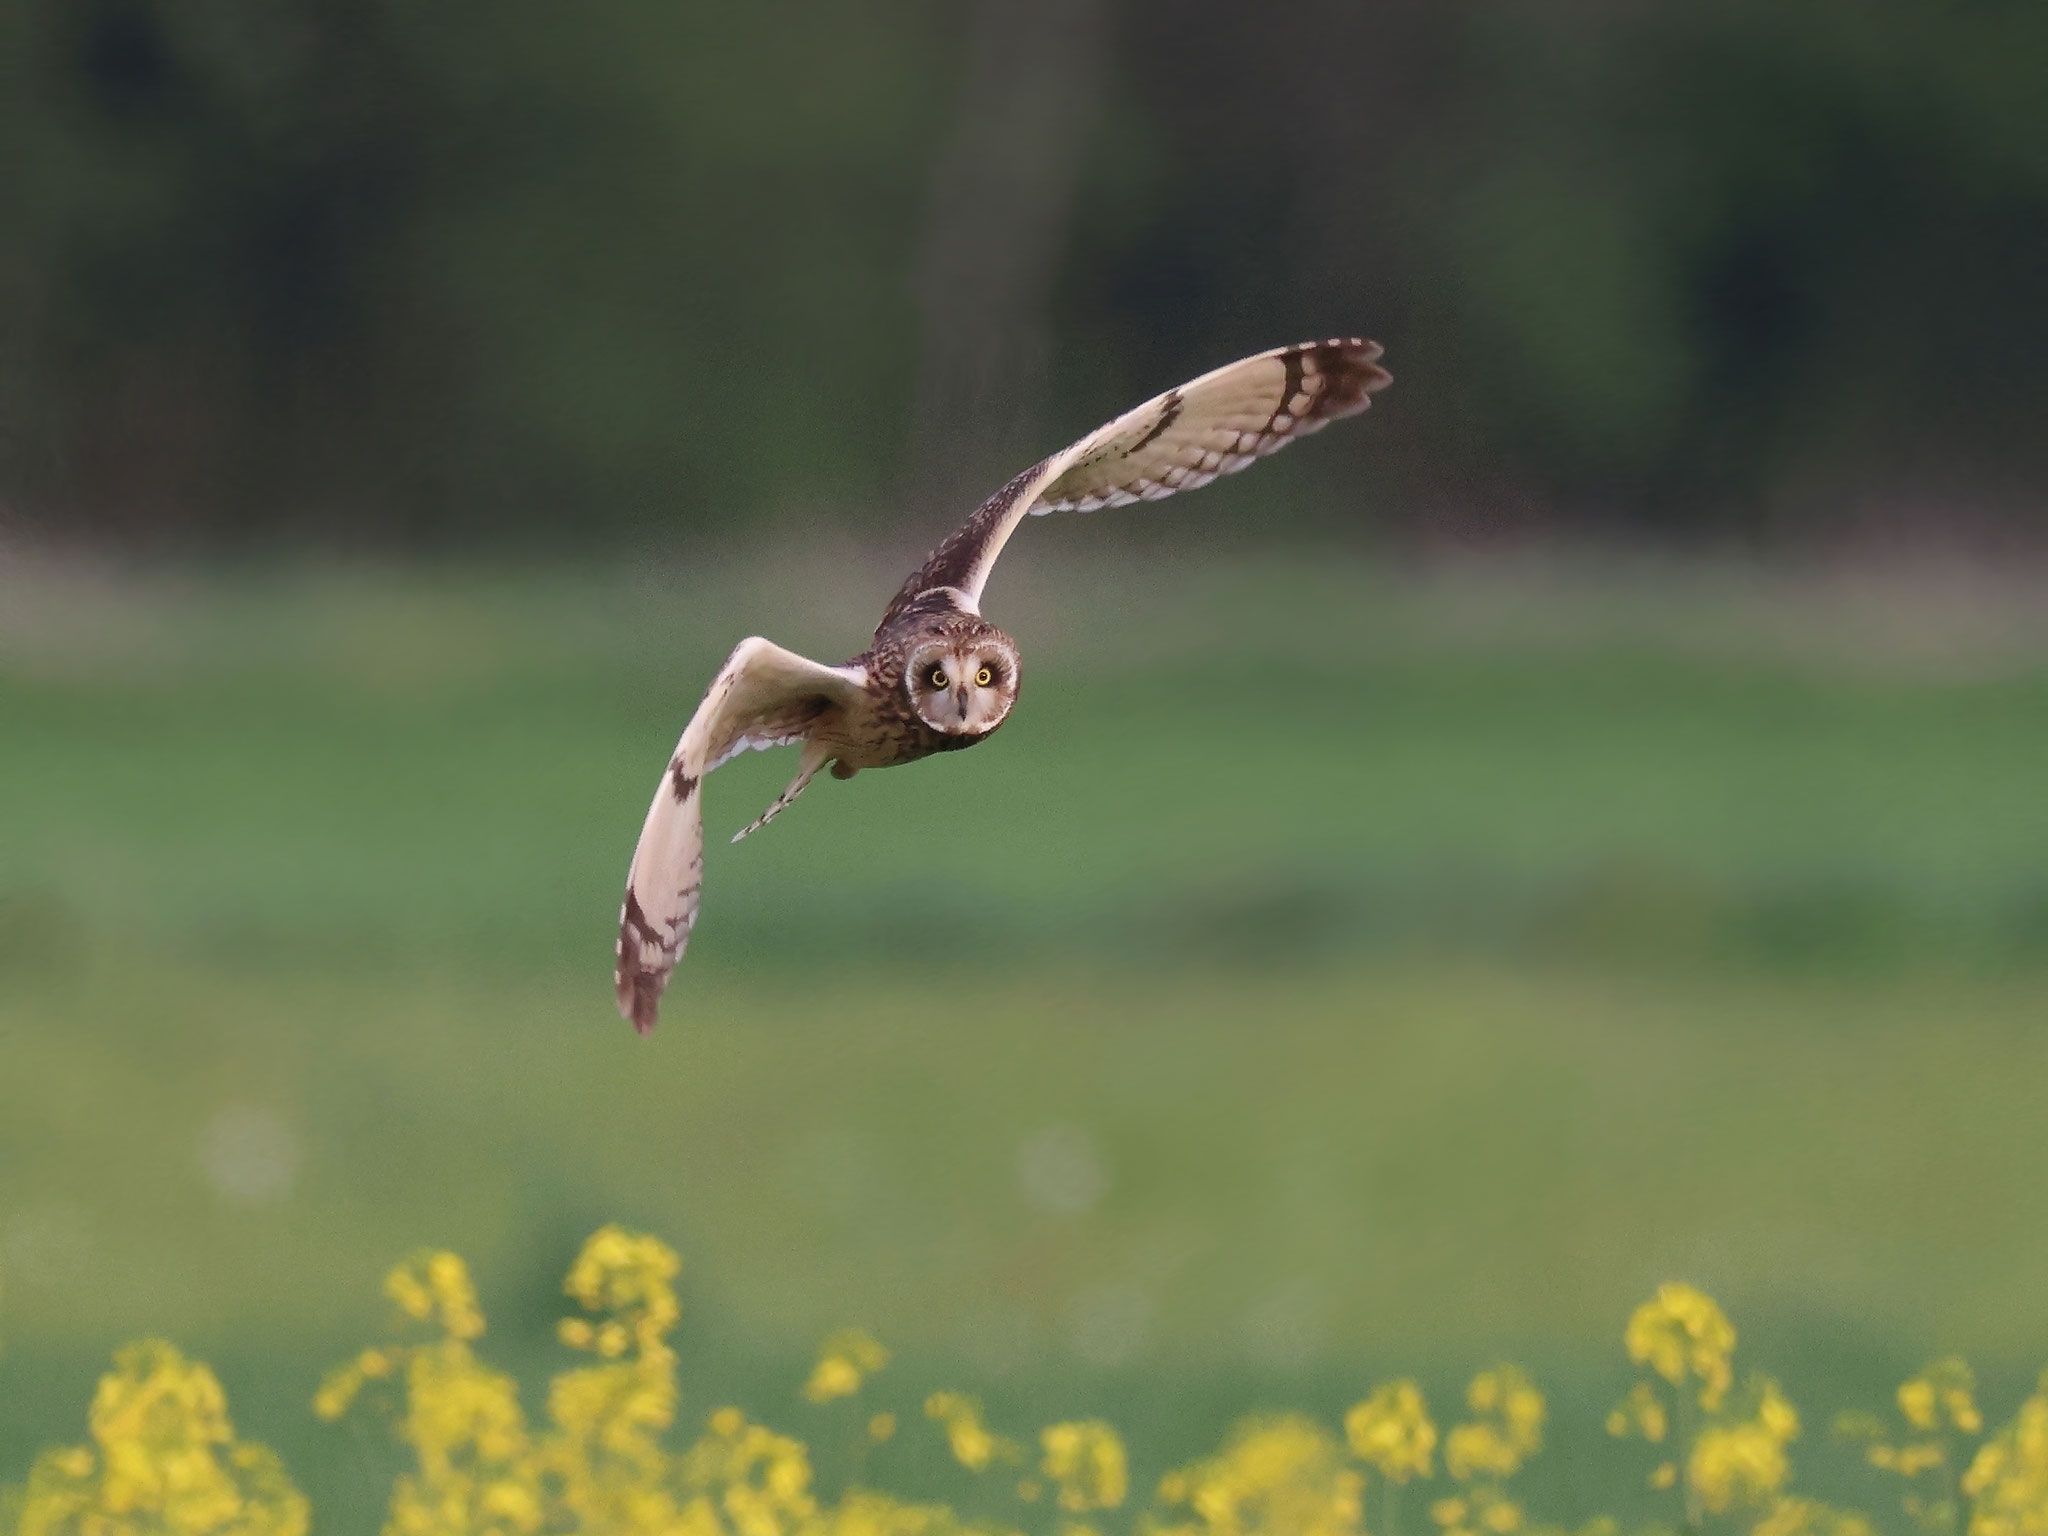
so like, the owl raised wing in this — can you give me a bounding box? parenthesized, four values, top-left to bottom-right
(880, 337, 1390, 626)
(616, 337, 1389, 1033)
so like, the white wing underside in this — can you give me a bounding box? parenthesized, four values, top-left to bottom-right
(614, 637, 863, 1033)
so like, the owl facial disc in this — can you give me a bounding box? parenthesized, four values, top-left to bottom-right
(905, 630, 1019, 737)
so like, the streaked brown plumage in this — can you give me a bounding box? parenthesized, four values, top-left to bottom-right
(614, 337, 1391, 1033)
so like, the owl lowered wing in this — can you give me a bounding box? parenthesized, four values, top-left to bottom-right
(615, 637, 865, 1034)
(884, 337, 1390, 623)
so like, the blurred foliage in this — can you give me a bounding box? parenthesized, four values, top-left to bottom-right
(1, 0, 2044, 545)
(9, 1244, 2048, 1536)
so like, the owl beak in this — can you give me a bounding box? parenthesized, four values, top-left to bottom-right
(953, 683, 970, 714)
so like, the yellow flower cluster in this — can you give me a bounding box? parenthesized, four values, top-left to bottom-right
(12, 1245, 2048, 1536)
(314, 1249, 542, 1536)
(1623, 1282, 1736, 1413)
(308, 1231, 1015, 1536)
(1837, 1357, 1985, 1535)
(1962, 1371, 2048, 1536)
(1345, 1383, 1436, 1486)
(925, 1395, 1021, 1474)
(1429, 1368, 1545, 1536)
(1605, 1284, 1891, 1536)
(1688, 1379, 1800, 1516)
(1751, 1497, 1877, 1536)
(681, 1407, 818, 1536)
(1041, 1423, 1129, 1515)
(1153, 1416, 1362, 1536)
(806, 1333, 891, 1406)
(1444, 1369, 1543, 1484)
(12, 1341, 308, 1536)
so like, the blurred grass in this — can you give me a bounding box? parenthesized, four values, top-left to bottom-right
(3, 548, 2047, 1528)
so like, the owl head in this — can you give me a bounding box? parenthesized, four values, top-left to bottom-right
(904, 623, 1020, 737)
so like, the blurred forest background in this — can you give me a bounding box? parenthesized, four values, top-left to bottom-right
(2, 0, 2046, 549)
(4, 3, 2048, 1532)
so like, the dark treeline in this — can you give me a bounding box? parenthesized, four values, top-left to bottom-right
(2, 0, 2044, 548)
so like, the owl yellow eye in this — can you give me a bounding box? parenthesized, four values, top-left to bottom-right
(928, 666, 947, 689)
(975, 666, 993, 687)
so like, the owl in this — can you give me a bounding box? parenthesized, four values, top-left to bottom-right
(615, 337, 1391, 1032)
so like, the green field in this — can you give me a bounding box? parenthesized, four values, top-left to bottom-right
(3, 550, 2046, 1530)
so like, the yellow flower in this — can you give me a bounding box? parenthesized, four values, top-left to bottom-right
(925, 1393, 1019, 1473)
(680, 1406, 819, 1536)
(1624, 1284, 1735, 1413)
(1752, 1497, 1878, 1536)
(1607, 1383, 1668, 1445)
(1895, 1360, 1986, 1440)
(1761, 1381, 1801, 1443)
(1346, 1380, 1438, 1483)
(1446, 1367, 1544, 1482)
(804, 1329, 891, 1404)
(380, 1250, 487, 1342)
(17, 1340, 309, 1536)
(1902, 1381, 1940, 1434)
(561, 1224, 682, 1353)
(869, 1413, 898, 1443)
(1961, 1372, 2048, 1536)
(1156, 1416, 1363, 1536)
(1686, 1380, 1799, 1516)
(1041, 1420, 1129, 1512)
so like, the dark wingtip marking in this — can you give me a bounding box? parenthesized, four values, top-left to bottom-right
(1311, 338, 1392, 415)
(616, 956, 662, 1036)
(616, 889, 669, 1035)
(669, 761, 699, 801)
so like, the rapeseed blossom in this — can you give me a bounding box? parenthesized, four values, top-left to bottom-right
(1750, 1497, 1876, 1536)
(13, 1340, 307, 1536)
(1687, 1379, 1799, 1515)
(314, 1249, 544, 1536)
(681, 1407, 819, 1536)
(1152, 1416, 1362, 1536)
(1443, 1369, 1542, 1483)
(805, 1333, 891, 1406)
(1838, 1357, 1986, 1535)
(1345, 1382, 1436, 1485)
(924, 1395, 1019, 1473)
(1428, 1368, 1543, 1536)
(1624, 1283, 1735, 1413)
(1610, 1280, 1791, 1522)
(549, 1227, 687, 1535)
(1040, 1422, 1128, 1513)
(15, 1239, 2048, 1536)
(1961, 1370, 2048, 1536)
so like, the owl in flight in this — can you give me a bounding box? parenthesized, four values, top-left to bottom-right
(615, 337, 1391, 1032)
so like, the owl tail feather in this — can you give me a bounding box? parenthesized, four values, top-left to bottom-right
(732, 741, 831, 844)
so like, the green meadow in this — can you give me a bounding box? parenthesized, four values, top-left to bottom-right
(3, 550, 2045, 1530)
